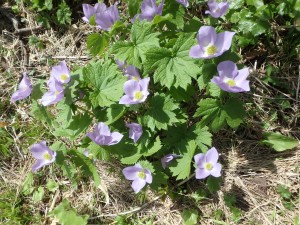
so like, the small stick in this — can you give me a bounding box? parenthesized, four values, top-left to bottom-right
(52, 56, 91, 60)
(89, 173, 196, 220)
(296, 65, 300, 102)
(14, 26, 43, 35)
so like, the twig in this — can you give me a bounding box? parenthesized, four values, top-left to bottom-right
(0, 7, 43, 36)
(89, 196, 162, 219)
(253, 76, 300, 102)
(0, 7, 19, 30)
(48, 189, 60, 213)
(235, 177, 273, 225)
(89, 173, 196, 220)
(14, 26, 44, 35)
(52, 56, 91, 60)
(296, 65, 300, 102)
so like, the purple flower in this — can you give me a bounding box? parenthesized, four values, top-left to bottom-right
(126, 123, 143, 143)
(205, 0, 229, 18)
(31, 141, 56, 172)
(161, 154, 180, 169)
(116, 59, 126, 71)
(51, 61, 70, 84)
(119, 78, 150, 105)
(82, 3, 105, 24)
(116, 60, 141, 81)
(176, 0, 189, 7)
(160, 154, 180, 169)
(194, 147, 222, 179)
(10, 72, 32, 102)
(211, 61, 250, 93)
(41, 77, 64, 106)
(87, 122, 123, 146)
(95, 3, 120, 31)
(189, 26, 235, 59)
(122, 163, 152, 193)
(135, 0, 164, 22)
(83, 149, 92, 158)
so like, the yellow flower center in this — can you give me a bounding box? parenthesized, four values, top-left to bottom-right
(137, 171, 146, 179)
(206, 45, 217, 55)
(55, 90, 60, 96)
(60, 74, 68, 81)
(226, 79, 236, 87)
(43, 152, 52, 160)
(205, 162, 213, 171)
(134, 91, 143, 100)
(132, 76, 139, 81)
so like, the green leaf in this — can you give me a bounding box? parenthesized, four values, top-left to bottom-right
(195, 98, 246, 132)
(141, 93, 179, 131)
(169, 140, 196, 180)
(46, 180, 59, 193)
(152, 14, 173, 25)
(53, 143, 77, 186)
(83, 61, 126, 107)
(88, 142, 110, 161)
(106, 104, 126, 125)
(22, 173, 34, 195)
(54, 113, 92, 140)
(246, 0, 264, 8)
(141, 136, 162, 156)
(127, 0, 143, 17)
(261, 132, 298, 152)
(163, 0, 185, 29)
(144, 33, 200, 89)
(55, 101, 72, 127)
(223, 98, 246, 128)
(32, 187, 44, 203)
(30, 100, 53, 126)
(187, 124, 212, 152)
(87, 33, 109, 56)
(112, 20, 160, 68)
(197, 63, 217, 91)
(121, 136, 162, 164)
(49, 199, 88, 225)
(194, 98, 226, 132)
(181, 209, 199, 225)
(69, 149, 101, 187)
(56, 1, 71, 25)
(139, 160, 155, 173)
(208, 82, 222, 97)
(277, 184, 292, 199)
(207, 176, 221, 192)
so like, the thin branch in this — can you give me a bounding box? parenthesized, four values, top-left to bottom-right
(296, 65, 300, 102)
(89, 173, 196, 220)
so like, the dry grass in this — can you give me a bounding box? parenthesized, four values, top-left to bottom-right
(1, 1, 300, 225)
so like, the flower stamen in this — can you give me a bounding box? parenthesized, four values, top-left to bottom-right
(43, 152, 52, 161)
(206, 45, 217, 55)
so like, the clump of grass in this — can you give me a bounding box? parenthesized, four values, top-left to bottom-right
(0, 188, 42, 224)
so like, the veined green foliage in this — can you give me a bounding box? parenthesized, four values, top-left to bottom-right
(49, 199, 88, 225)
(194, 98, 246, 132)
(169, 140, 196, 180)
(144, 33, 201, 90)
(121, 136, 162, 164)
(112, 20, 160, 69)
(140, 93, 180, 131)
(83, 60, 126, 107)
(87, 33, 109, 57)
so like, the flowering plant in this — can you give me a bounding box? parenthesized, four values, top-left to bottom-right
(11, 0, 252, 197)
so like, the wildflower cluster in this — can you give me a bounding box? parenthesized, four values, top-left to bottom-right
(11, 0, 251, 194)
